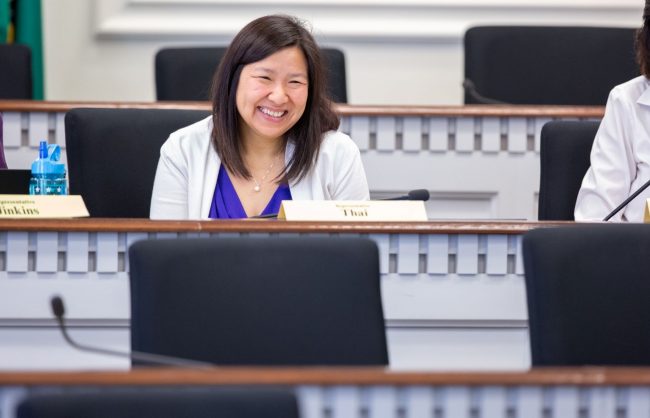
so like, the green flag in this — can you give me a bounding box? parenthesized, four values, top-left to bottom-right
(0, 0, 9, 42)
(15, 0, 43, 99)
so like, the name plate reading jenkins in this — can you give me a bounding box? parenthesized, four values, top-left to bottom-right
(0, 195, 89, 218)
(278, 200, 427, 221)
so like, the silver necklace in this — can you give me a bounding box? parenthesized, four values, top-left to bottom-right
(252, 160, 276, 192)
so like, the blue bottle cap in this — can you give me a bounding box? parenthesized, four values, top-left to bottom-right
(32, 142, 66, 175)
(39, 141, 47, 159)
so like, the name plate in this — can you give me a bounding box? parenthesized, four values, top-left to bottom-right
(278, 200, 427, 221)
(0, 195, 89, 218)
(645, 199, 650, 223)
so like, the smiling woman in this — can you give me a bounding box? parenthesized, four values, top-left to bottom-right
(149, 14, 369, 220)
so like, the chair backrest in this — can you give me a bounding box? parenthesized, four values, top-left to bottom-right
(538, 120, 600, 221)
(155, 46, 348, 103)
(155, 47, 227, 102)
(65, 108, 209, 217)
(464, 26, 638, 105)
(129, 236, 388, 366)
(0, 44, 32, 99)
(16, 387, 298, 418)
(321, 47, 347, 103)
(523, 224, 650, 366)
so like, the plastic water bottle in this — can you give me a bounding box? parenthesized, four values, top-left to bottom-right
(29, 141, 67, 195)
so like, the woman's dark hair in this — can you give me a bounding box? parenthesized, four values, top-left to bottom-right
(210, 14, 339, 183)
(636, 24, 650, 77)
(637, 4, 650, 78)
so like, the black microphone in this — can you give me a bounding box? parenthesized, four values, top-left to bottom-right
(462, 79, 509, 105)
(383, 189, 430, 201)
(602, 178, 650, 221)
(251, 212, 278, 219)
(50, 295, 212, 368)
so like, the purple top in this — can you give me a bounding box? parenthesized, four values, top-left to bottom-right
(209, 165, 292, 219)
(0, 113, 6, 169)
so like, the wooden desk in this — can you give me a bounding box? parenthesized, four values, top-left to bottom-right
(0, 367, 649, 418)
(0, 101, 603, 219)
(0, 219, 572, 371)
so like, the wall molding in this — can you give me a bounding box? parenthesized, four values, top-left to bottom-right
(94, 0, 642, 42)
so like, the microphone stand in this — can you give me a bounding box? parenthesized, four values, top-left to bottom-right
(51, 296, 212, 368)
(603, 178, 650, 221)
(462, 79, 509, 105)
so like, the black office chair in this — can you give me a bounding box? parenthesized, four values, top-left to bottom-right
(155, 46, 348, 103)
(463, 26, 638, 105)
(523, 224, 650, 366)
(129, 236, 388, 366)
(0, 44, 32, 99)
(16, 388, 298, 418)
(537, 120, 600, 220)
(65, 108, 210, 217)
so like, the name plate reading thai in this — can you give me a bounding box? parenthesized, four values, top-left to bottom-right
(0, 195, 89, 218)
(278, 200, 427, 221)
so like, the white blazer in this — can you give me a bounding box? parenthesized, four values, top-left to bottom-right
(575, 76, 650, 222)
(150, 116, 370, 220)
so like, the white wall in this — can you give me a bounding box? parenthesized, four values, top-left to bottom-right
(42, 0, 642, 105)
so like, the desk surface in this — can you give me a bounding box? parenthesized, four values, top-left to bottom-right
(0, 100, 605, 118)
(0, 218, 576, 234)
(0, 367, 649, 386)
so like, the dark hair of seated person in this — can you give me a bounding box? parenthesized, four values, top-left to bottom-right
(636, 2, 650, 77)
(210, 14, 339, 184)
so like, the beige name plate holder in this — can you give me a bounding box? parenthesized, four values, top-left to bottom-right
(0, 195, 89, 218)
(278, 200, 427, 221)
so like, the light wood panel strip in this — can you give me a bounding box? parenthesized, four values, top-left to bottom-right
(517, 387, 543, 418)
(370, 234, 390, 275)
(397, 234, 419, 275)
(6, 232, 28, 273)
(428, 118, 447, 151)
(553, 387, 580, 418)
(480, 386, 507, 418)
(402, 117, 421, 152)
(377, 118, 396, 151)
(96, 232, 118, 273)
(350, 116, 370, 151)
(627, 387, 650, 418)
(35, 232, 57, 273)
(2, 112, 22, 148)
(443, 387, 470, 418)
(66, 232, 89, 273)
(455, 118, 474, 152)
(456, 235, 479, 275)
(481, 117, 500, 153)
(28, 113, 48, 147)
(369, 386, 397, 418)
(486, 235, 508, 275)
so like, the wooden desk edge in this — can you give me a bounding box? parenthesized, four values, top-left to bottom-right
(0, 100, 605, 118)
(0, 219, 580, 234)
(0, 367, 649, 386)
